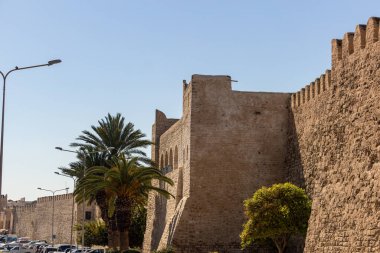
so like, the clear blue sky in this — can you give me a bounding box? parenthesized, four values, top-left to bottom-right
(1, 0, 379, 200)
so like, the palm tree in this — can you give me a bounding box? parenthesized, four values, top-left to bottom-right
(71, 113, 152, 163)
(58, 149, 117, 247)
(75, 156, 173, 251)
(68, 113, 153, 248)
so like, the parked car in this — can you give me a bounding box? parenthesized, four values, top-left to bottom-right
(5, 236, 17, 245)
(69, 248, 91, 253)
(0, 245, 10, 253)
(32, 243, 48, 253)
(87, 249, 104, 253)
(9, 246, 31, 253)
(41, 247, 57, 253)
(54, 245, 74, 253)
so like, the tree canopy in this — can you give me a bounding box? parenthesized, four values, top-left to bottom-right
(240, 182, 311, 253)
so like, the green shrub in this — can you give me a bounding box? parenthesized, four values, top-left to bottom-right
(241, 182, 311, 253)
(75, 219, 108, 247)
(107, 248, 140, 253)
(153, 247, 175, 253)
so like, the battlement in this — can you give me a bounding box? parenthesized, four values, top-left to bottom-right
(37, 193, 73, 203)
(291, 70, 331, 108)
(332, 17, 379, 66)
(15, 202, 37, 212)
(292, 17, 380, 109)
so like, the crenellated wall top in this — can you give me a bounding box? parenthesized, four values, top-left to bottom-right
(291, 70, 331, 108)
(37, 193, 73, 203)
(332, 17, 379, 67)
(292, 16, 380, 109)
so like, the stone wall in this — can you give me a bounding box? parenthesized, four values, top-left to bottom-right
(144, 75, 290, 253)
(144, 16, 380, 253)
(288, 17, 380, 252)
(12, 193, 98, 244)
(143, 82, 192, 252)
(13, 194, 73, 242)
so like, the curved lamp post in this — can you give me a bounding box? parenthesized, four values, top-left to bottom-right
(37, 186, 69, 246)
(0, 59, 62, 197)
(54, 172, 77, 248)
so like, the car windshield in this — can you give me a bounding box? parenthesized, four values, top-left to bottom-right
(58, 246, 72, 251)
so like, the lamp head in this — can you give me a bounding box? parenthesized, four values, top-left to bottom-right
(48, 59, 62, 66)
(55, 147, 63, 151)
(37, 187, 41, 190)
(54, 172, 60, 175)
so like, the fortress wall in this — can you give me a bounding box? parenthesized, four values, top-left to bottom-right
(180, 75, 290, 251)
(13, 203, 37, 239)
(13, 194, 74, 243)
(143, 82, 192, 253)
(289, 17, 380, 253)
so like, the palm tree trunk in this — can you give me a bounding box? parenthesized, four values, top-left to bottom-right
(115, 198, 132, 251)
(108, 215, 118, 250)
(95, 191, 117, 249)
(119, 230, 129, 251)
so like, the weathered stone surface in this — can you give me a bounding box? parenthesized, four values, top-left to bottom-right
(11, 194, 98, 244)
(145, 17, 380, 253)
(143, 75, 290, 253)
(289, 17, 380, 253)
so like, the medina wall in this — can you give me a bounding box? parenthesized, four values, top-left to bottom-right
(143, 82, 192, 253)
(288, 17, 380, 252)
(145, 16, 380, 253)
(13, 194, 74, 243)
(144, 75, 291, 253)
(12, 193, 98, 244)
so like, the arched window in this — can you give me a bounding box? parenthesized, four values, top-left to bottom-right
(165, 152, 168, 166)
(160, 154, 164, 169)
(169, 149, 173, 168)
(176, 168, 183, 207)
(174, 146, 178, 170)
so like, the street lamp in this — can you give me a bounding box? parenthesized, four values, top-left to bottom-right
(54, 172, 76, 248)
(37, 186, 69, 247)
(55, 146, 114, 249)
(0, 59, 62, 197)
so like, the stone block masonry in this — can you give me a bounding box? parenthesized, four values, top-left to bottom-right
(144, 16, 380, 253)
(11, 193, 99, 244)
(144, 76, 290, 253)
(288, 17, 380, 253)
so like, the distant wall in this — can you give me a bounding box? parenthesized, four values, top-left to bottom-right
(12, 193, 97, 244)
(13, 194, 73, 242)
(288, 17, 380, 252)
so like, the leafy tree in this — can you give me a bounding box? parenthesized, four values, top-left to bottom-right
(129, 206, 147, 248)
(75, 156, 174, 251)
(240, 183, 311, 253)
(74, 219, 108, 247)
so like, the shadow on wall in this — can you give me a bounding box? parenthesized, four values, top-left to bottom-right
(286, 109, 306, 189)
(284, 109, 306, 253)
(151, 194, 167, 250)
